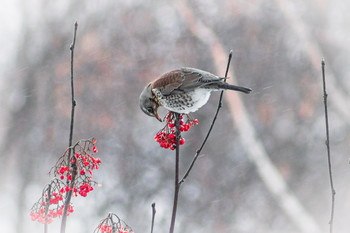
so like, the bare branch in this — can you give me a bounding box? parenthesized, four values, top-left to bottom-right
(179, 50, 233, 184)
(44, 183, 51, 233)
(169, 113, 181, 233)
(68, 21, 78, 159)
(60, 21, 78, 233)
(321, 59, 336, 233)
(151, 203, 156, 233)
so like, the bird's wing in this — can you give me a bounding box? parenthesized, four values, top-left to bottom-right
(152, 68, 222, 95)
(151, 69, 184, 95)
(180, 67, 223, 90)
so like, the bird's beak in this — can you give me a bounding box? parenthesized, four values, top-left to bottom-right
(154, 111, 162, 122)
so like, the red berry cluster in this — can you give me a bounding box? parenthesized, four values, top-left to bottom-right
(98, 225, 133, 233)
(154, 132, 185, 150)
(95, 213, 133, 233)
(78, 182, 94, 197)
(56, 182, 95, 197)
(54, 138, 101, 198)
(30, 203, 74, 224)
(30, 180, 75, 224)
(154, 113, 199, 150)
(31, 138, 101, 224)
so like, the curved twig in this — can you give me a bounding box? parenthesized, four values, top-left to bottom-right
(179, 50, 233, 184)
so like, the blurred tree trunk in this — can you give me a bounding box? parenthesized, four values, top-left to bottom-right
(174, 1, 321, 232)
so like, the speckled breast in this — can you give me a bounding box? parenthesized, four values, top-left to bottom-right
(153, 89, 211, 114)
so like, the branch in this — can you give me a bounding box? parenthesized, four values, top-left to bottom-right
(60, 21, 78, 233)
(169, 113, 181, 233)
(150, 203, 156, 233)
(68, 21, 78, 156)
(179, 50, 233, 184)
(44, 183, 52, 233)
(321, 59, 336, 233)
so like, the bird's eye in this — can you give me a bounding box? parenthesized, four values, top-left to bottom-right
(147, 107, 153, 113)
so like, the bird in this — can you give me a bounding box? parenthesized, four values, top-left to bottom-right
(139, 67, 252, 121)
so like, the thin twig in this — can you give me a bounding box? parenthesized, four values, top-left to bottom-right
(68, 21, 78, 160)
(322, 59, 336, 233)
(151, 203, 156, 233)
(179, 50, 233, 184)
(169, 113, 181, 233)
(60, 21, 78, 233)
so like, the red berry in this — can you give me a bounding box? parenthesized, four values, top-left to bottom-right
(179, 138, 185, 145)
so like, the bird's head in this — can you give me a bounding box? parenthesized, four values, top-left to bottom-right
(139, 83, 162, 122)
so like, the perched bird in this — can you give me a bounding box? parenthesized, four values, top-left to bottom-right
(139, 67, 252, 121)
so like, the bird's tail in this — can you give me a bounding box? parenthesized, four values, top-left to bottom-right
(218, 83, 252, 94)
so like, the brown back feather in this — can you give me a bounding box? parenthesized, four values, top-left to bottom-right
(151, 69, 183, 95)
(151, 68, 214, 95)
(150, 67, 245, 96)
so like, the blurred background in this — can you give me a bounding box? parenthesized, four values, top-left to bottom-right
(1, 0, 350, 232)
